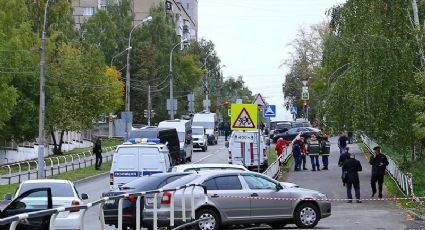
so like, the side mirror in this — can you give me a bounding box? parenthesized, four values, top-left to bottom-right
(3, 194, 12, 201)
(225, 141, 229, 148)
(276, 183, 283, 191)
(81, 193, 89, 200)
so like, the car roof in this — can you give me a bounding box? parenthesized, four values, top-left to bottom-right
(191, 126, 204, 129)
(21, 179, 72, 184)
(172, 164, 248, 170)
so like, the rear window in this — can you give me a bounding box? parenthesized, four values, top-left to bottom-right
(122, 174, 189, 191)
(18, 183, 75, 197)
(162, 174, 200, 189)
(183, 167, 245, 172)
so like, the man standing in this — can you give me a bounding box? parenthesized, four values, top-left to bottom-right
(93, 137, 103, 170)
(338, 132, 349, 155)
(300, 137, 308, 170)
(338, 147, 351, 186)
(320, 134, 331, 170)
(369, 146, 389, 198)
(307, 134, 321, 171)
(224, 121, 230, 141)
(292, 138, 302, 171)
(343, 152, 362, 203)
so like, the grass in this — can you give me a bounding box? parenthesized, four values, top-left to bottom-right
(0, 138, 121, 176)
(358, 143, 425, 216)
(0, 161, 112, 199)
(268, 145, 277, 165)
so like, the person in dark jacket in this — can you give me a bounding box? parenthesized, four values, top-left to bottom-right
(338, 132, 349, 155)
(307, 134, 321, 171)
(369, 146, 389, 198)
(93, 137, 103, 170)
(343, 152, 362, 203)
(320, 134, 330, 170)
(292, 138, 302, 171)
(338, 147, 351, 186)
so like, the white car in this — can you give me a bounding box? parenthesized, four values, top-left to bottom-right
(168, 163, 298, 188)
(14, 179, 88, 230)
(192, 126, 208, 152)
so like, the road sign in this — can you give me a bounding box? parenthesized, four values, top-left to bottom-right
(252, 93, 267, 108)
(301, 91, 309, 100)
(231, 104, 258, 131)
(263, 105, 276, 118)
(233, 132, 255, 143)
(290, 106, 298, 115)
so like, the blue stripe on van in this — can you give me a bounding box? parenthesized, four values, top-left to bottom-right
(113, 171, 162, 177)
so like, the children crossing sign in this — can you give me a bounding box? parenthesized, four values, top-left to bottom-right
(231, 104, 258, 131)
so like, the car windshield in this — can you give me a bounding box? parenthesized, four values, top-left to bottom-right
(18, 183, 75, 197)
(192, 128, 204, 135)
(192, 122, 214, 129)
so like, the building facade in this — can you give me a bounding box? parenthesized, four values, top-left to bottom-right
(72, 0, 197, 40)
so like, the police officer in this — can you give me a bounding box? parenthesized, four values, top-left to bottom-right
(93, 137, 103, 170)
(338, 147, 351, 186)
(369, 146, 389, 198)
(343, 152, 362, 203)
(320, 134, 330, 170)
(307, 134, 321, 171)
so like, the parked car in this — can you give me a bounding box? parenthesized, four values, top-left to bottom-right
(273, 127, 321, 143)
(268, 120, 289, 138)
(168, 163, 298, 188)
(143, 171, 331, 229)
(0, 187, 53, 230)
(274, 122, 292, 135)
(12, 179, 88, 230)
(192, 126, 208, 152)
(102, 172, 192, 229)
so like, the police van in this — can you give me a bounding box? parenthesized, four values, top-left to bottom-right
(109, 138, 172, 189)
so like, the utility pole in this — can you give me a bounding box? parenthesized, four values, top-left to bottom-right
(37, 0, 50, 179)
(148, 85, 151, 126)
(204, 67, 210, 112)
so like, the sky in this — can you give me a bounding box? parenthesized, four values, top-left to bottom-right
(198, 0, 347, 121)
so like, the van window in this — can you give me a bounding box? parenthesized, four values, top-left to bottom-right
(192, 122, 214, 129)
(177, 132, 185, 141)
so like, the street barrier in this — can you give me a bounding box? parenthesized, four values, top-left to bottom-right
(263, 147, 291, 179)
(0, 146, 117, 185)
(0, 184, 207, 230)
(361, 135, 416, 199)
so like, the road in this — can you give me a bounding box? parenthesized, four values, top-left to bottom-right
(75, 136, 425, 229)
(75, 138, 228, 230)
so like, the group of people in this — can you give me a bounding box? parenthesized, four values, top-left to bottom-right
(337, 136, 389, 203)
(275, 133, 330, 171)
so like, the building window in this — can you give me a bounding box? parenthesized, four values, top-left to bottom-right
(83, 7, 95, 16)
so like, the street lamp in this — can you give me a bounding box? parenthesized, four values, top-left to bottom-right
(169, 38, 189, 119)
(202, 52, 214, 112)
(110, 47, 131, 67)
(123, 15, 152, 141)
(37, 0, 50, 179)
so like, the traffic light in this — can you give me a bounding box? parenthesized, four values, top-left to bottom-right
(224, 100, 230, 107)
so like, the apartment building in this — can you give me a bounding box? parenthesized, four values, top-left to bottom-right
(72, 0, 197, 40)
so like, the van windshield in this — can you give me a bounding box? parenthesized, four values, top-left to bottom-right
(192, 128, 204, 135)
(177, 132, 185, 142)
(192, 122, 214, 129)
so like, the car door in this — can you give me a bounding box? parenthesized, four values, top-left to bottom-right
(0, 188, 53, 230)
(203, 175, 250, 221)
(241, 174, 292, 219)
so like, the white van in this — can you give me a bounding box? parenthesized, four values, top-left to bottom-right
(192, 112, 219, 145)
(109, 139, 172, 189)
(158, 119, 193, 163)
(227, 131, 268, 171)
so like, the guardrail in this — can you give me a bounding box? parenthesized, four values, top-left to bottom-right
(0, 146, 117, 184)
(0, 184, 206, 230)
(361, 135, 416, 199)
(263, 147, 291, 179)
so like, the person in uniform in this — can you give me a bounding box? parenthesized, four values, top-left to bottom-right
(343, 152, 363, 203)
(320, 134, 330, 170)
(292, 137, 302, 171)
(369, 146, 389, 198)
(307, 134, 321, 171)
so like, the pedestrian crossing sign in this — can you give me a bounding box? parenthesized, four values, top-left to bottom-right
(231, 104, 258, 131)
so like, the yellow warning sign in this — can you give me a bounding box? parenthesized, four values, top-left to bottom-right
(231, 104, 258, 131)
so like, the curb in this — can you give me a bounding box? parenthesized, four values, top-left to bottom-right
(74, 171, 109, 185)
(406, 210, 425, 221)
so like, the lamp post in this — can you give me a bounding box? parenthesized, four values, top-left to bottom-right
(123, 15, 152, 141)
(37, 0, 50, 179)
(169, 38, 188, 119)
(202, 52, 214, 112)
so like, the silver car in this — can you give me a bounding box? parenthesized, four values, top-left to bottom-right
(143, 171, 331, 229)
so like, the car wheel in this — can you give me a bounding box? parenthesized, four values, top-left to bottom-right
(214, 140, 218, 145)
(202, 146, 207, 152)
(294, 203, 319, 228)
(195, 208, 220, 230)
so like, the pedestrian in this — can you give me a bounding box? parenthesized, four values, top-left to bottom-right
(307, 134, 321, 171)
(338, 147, 351, 186)
(300, 137, 308, 170)
(342, 152, 363, 203)
(93, 137, 103, 170)
(347, 131, 354, 144)
(224, 121, 230, 141)
(275, 138, 289, 161)
(320, 134, 331, 170)
(292, 137, 302, 171)
(338, 132, 349, 155)
(369, 146, 389, 198)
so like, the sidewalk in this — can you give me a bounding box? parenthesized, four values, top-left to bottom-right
(286, 137, 425, 229)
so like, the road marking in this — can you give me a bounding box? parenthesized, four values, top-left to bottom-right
(194, 146, 226, 163)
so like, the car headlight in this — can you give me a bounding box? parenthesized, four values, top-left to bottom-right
(317, 193, 327, 200)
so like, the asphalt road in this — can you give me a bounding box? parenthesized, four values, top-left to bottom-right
(75, 136, 425, 229)
(75, 137, 228, 230)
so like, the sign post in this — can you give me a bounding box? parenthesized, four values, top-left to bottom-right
(252, 93, 267, 173)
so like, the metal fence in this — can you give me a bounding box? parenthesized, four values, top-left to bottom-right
(361, 135, 416, 198)
(0, 184, 206, 230)
(0, 146, 117, 185)
(263, 147, 291, 179)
